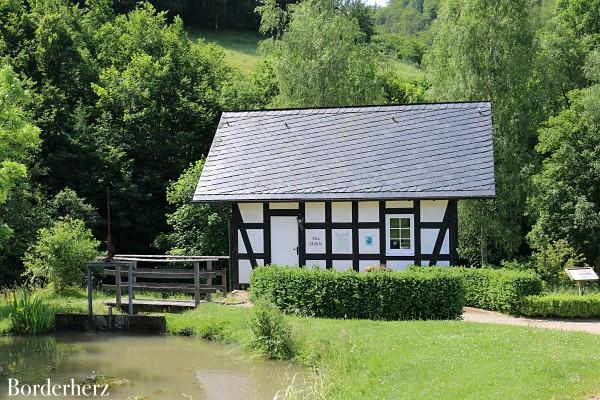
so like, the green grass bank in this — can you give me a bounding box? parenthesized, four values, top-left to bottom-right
(2, 290, 600, 399)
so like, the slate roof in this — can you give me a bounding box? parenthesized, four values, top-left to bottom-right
(193, 102, 495, 202)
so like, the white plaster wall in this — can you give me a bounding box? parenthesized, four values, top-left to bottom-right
(386, 200, 413, 208)
(358, 228, 379, 254)
(332, 202, 352, 222)
(306, 259, 326, 268)
(358, 201, 379, 222)
(420, 228, 449, 255)
(237, 229, 264, 253)
(437, 260, 450, 267)
(239, 259, 264, 284)
(305, 202, 325, 222)
(420, 200, 448, 222)
(386, 260, 412, 271)
(332, 260, 353, 271)
(238, 203, 263, 223)
(269, 202, 299, 209)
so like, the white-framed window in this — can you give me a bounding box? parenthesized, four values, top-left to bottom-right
(386, 214, 414, 256)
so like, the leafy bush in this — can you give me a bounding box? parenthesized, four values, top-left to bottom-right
(408, 267, 542, 313)
(519, 293, 600, 318)
(6, 290, 55, 334)
(251, 266, 464, 320)
(250, 301, 296, 360)
(23, 218, 100, 291)
(532, 240, 587, 286)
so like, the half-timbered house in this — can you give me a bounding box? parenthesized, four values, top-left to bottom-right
(193, 102, 496, 289)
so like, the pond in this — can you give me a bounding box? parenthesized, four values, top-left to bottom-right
(0, 333, 304, 399)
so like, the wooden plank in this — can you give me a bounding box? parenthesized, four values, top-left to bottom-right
(113, 257, 221, 263)
(115, 254, 229, 259)
(104, 268, 224, 279)
(103, 283, 224, 294)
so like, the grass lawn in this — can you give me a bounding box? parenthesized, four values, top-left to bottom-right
(2, 291, 600, 399)
(188, 28, 426, 81)
(382, 55, 425, 81)
(167, 304, 600, 400)
(188, 29, 262, 74)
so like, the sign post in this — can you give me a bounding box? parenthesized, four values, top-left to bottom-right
(565, 268, 599, 296)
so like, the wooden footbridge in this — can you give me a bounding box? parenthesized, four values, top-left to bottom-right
(87, 255, 228, 316)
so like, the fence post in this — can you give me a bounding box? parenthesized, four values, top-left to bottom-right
(194, 261, 200, 307)
(131, 260, 137, 300)
(87, 264, 93, 328)
(127, 263, 133, 316)
(115, 265, 122, 306)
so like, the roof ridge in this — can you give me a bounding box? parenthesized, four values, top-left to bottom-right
(222, 101, 491, 117)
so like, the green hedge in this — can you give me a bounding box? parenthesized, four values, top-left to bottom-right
(250, 266, 464, 320)
(519, 293, 600, 318)
(408, 267, 542, 313)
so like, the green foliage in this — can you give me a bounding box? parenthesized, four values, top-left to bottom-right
(6, 289, 54, 334)
(23, 218, 100, 291)
(0, 64, 41, 249)
(250, 300, 296, 360)
(250, 266, 464, 320)
(378, 69, 426, 103)
(532, 240, 587, 285)
(373, 33, 427, 64)
(258, 0, 384, 107)
(519, 293, 600, 318)
(425, 0, 541, 265)
(157, 159, 229, 256)
(528, 82, 600, 267)
(409, 267, 542, 313)
(50, 188, 100, 229)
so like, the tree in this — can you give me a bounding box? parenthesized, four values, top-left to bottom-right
(258, 0, 384, 107)
(425, 0, 540, 265)
(528, 73, 600, 267)
(534, 0, 600, 115)
(86, 4, 231, 252)
(0, 65, 41, 249)
(156, 159, 229, 256)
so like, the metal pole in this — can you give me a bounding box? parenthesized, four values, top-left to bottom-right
(128, 263, 134, 315)
(87, 264, 93, 328)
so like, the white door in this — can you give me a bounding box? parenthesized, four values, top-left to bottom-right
(270, 216, 299, 266)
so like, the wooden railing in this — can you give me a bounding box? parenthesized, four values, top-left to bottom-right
(87, 255, 228, 317)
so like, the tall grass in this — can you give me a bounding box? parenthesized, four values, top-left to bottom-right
(5, 289, 54, 334)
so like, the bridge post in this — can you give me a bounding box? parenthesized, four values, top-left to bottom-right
(87, 264, 93, 327)
(127, 263, 133, 315)
(194, 261, 200, 307)
(115, 265, 122, 306)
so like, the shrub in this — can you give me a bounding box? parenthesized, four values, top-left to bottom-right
(23, 218, 100, 291)
(250, 266, 464, 320)
(533, 240, 587, 286)
(408, 267, 542, 313)
(519, 293, 600, 318)
(6, 290, 55, 334)
(250, 301, 296, 360)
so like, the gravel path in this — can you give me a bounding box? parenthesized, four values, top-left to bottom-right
(463, 307, 600, 335)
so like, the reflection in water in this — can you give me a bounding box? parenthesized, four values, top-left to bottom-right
(0, 333, 303, 399)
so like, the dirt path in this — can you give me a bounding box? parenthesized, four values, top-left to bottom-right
(463, 307, 600, 335)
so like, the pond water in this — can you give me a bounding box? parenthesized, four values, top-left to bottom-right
(0, 333, 303, 399)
